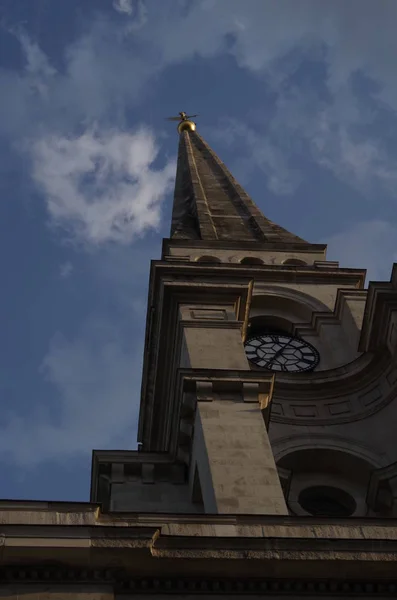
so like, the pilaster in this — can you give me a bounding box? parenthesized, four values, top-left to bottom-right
(189, 382, 288, 515)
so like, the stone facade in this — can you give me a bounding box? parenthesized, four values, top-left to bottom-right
(1, 502, 397, 596)
(2, 125, 397, 594)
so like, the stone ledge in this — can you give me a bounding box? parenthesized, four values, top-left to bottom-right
(2, 512, 397, 578)
(162, 238, 328, 254)
(3, 519, 397, 545)
(3, 501, 397, 529)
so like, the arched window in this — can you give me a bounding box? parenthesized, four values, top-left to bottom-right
(239, 256, 264, 265)
(247, 315, 293, 338)
(195, 255, 221, 264)
(282, 258, 308, 266)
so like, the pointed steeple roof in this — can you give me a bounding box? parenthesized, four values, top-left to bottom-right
(170, 129, 307, 244)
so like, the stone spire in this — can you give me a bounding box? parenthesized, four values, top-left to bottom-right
(170, 127, 307, 244)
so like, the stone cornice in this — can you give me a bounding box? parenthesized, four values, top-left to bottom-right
(2, 511, 397, 582)
(162, 237, 327, 255)
(150, 259, 366, 287)
(2, 500, 397, 526)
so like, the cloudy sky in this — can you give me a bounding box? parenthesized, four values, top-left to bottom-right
(0, 0, 396, 501)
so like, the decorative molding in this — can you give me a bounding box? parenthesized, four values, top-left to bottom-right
(1, 568, 397, 595)
(296, 289, 368, 338)
(196, 380, 214, 401)
(175, 369, 275, 466)
(359, 263, 397, 352)
(190, 308, 228, 320)
(163, 255, 191, 262)
(272, 433, 386, 472)
(91, 451, 186, 504)
(314, 260, 340, 268)
(180, 320, 242, 330)
(269, 350, 397, 425)
(251, 286, 367, 341)
(252, 283, 331, 314)
(69, 577, 397, 595)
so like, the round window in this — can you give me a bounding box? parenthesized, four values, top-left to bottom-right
(298, 485, 356, 517)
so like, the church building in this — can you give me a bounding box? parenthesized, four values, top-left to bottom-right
(1, 114, 397, 598)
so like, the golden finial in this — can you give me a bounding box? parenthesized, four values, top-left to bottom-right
(166, 111, 198, 133)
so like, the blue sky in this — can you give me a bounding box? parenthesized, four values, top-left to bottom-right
(1, 0, 397, 501)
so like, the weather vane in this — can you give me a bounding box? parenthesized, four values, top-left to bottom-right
(166, 111, 198, 133)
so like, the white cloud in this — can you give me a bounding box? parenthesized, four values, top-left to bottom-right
(59, 261, 73, 279)
(29, 127, 176, 245)
(112, 0, 148, 31)
(113, 0, 134, 15)
(16, 31, 57, 81)
(325, 220, 397, 284)
(3, 1, 397, 201)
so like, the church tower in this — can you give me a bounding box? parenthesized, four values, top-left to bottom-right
(3, 114, 397, 597)
(91, 114, 397, 519)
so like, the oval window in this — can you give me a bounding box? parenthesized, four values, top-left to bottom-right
(298, 485, 356, 517)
